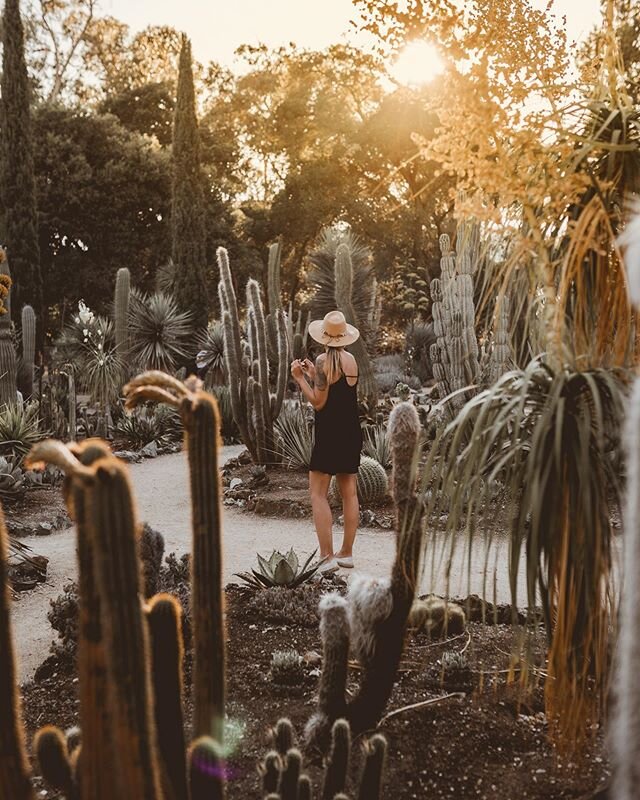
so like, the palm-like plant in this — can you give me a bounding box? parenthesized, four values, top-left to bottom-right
(128, 291, 194, 373)
(431, 357, 628, 745)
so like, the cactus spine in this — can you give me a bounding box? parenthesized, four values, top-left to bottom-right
(0, 503, 35, 800)
(430, 209, 481, 412)
(21, 304, 35, 398)
(334, 243, 377, 407)
(0, 250, 17, 407)
(114, 267, 130, 356)
(217, 247, 288, 464)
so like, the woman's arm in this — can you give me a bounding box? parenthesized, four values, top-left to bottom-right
(291, 356, 329, 411)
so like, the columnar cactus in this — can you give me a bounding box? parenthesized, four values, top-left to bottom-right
(307, 402, 424, 741)
(261, 718, 387, 800)
(21, 304, 35, 398)
(114, 267, 130, 356)
(217, 247, 288, 464)
(334, 243, 377, 407)
(486, 293, 513, 384)
(286, 300, 310, 361)
(429, 211, 481, 412)
(0, 503, 35, 800)
(0, 250, 17, 407)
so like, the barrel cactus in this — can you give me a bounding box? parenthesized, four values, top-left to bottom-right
(329, 456, 388, 506)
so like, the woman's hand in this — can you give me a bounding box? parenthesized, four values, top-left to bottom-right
(301, 358, 316, 380)
(290, 359, 304, 381)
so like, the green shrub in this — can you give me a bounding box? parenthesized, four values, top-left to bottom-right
(274, 401, 313, 469)
(0, 401, 45, 458)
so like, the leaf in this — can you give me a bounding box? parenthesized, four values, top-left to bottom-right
(273, 559, 296, 586)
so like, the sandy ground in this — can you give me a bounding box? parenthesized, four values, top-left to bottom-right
(11, 445, 526, 684)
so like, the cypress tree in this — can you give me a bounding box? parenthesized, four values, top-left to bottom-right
(0, 0, 43, 326)
(171, 35, 209, 330)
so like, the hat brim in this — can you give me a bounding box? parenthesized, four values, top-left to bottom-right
(308, 319, 360, 347)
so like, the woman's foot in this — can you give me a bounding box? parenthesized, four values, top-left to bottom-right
(335, 552, 354, 569)
(317, 556, 339, 574)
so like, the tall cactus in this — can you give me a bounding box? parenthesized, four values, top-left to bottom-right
(306, 402, 424, 742)
(0, 503, 35, 800)
(430, 211, 481, 412)
(486, 293, 513, 384)
(217, 247, 288, 464)
(334, 243, 377, 407)
(114, 267, 130, 356)
(21, 304, 35, 398)
(0, 249, 17, 407)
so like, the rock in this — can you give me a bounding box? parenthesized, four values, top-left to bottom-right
(9, 554, 49, 590)
(238, 449, 252, 465)
(36, 522, 53, 536)
(230, 477, 243, 490)
(140, 440, 159, 459)
(113, 450, 143, 463)
(303, 650, 322, 666)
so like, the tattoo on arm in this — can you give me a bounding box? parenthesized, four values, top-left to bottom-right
(315, 358, 327, 390)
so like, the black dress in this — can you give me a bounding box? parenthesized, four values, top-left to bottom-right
(309, 370, 362, 475)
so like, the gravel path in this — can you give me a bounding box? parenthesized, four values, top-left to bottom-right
(11, 446, 524, 683)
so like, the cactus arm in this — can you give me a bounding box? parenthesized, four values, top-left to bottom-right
(0, 253, 17, 407)
(89, 457, 163, 799)
(247, 280, 271, 440)
(356, 734, 387, 800)
(21, 304, 35, 398)
(217, 248, 245, 397)
(147, 594, 188, 800)
(251, 371, 268, 462)
(188, 737, 225, 800)
(280, 748, 302, 800)
(272, 308, 289, 420)
(114, 267, 130, 356)
(34, 727, 76, 799)
(321, 719, 350, 800)
(69, 439, 119, 798)
(0, 504, 35, 800)
(267, 239, 283, 315)
(178, 384, 226, 742)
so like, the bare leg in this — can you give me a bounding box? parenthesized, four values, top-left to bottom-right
(336, 473, 358, 558)
(309, 471, 333, 558)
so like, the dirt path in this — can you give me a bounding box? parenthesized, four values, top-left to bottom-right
(11, 446, 524, 683)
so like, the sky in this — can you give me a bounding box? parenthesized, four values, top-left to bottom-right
(103, 0, 603, 69)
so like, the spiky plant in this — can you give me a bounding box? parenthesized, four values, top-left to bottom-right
(235, 548, 322, 589)
(362, 423, 391, 469)
(0, 401, 45, 458)
(196, 321, 226, 386)
(274, 402, 314, 470)
(114, 404, 182, 450)
(128, 291, 194, 373)
(432, 356, 627, 746)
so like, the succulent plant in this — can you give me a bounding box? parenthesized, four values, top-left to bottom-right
(270, 649, 305, 687)
(329, 456, 389, 506)
(0, 457, 25, 501)
(235, 548, 322, 589)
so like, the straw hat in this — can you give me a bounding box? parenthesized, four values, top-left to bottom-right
(308, 310, 360, 348)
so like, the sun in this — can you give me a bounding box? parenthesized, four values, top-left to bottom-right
(391, 41, 444, 86)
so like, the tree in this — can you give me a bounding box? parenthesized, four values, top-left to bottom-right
(32, 106, 170, 322)
(171, 35, 209, 330)
(0, 0, 43, 325)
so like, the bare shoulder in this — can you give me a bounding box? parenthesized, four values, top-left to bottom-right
(342, 351, 358, 375)
(315, 352, 327, 366)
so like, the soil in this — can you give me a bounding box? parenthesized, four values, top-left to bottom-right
(5, 486, 69, 537)
(20, 582, 608, 800)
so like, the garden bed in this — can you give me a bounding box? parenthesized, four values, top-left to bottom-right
(21, 582, 608, 800)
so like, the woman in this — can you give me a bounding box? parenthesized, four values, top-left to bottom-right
(290, 310, 362, 571)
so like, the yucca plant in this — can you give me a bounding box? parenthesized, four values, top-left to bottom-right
(274, 402, 314, 469)
(235, 548, 323, 589)
(0, 401, 45, 458)
(209, 385, 239, 443)
(196, 320, 226, 386)
(431, 356, 628, 746)
(128, 290, 194, 372)
(362, 422, 391, 468)
(114, 404, 182, 450)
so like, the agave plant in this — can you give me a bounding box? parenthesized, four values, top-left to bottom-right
(128, 290, 194, 372)
(0, 401, 46, 458)
(274, 402, 314, 469)
(0, 456, 26, 501)
(114, 404, 182, 450)
(362, 422, 391, 468)
(235, 548, 322, 589)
